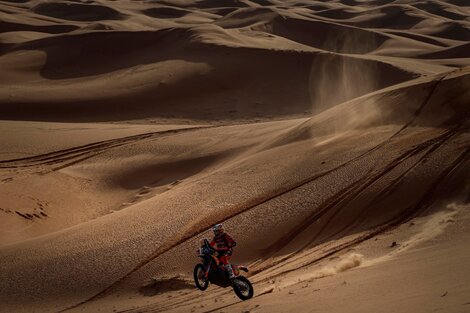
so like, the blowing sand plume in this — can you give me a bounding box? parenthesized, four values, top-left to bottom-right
(1, 0, 470, 312)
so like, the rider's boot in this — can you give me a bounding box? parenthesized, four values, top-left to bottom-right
(225, 264, 235, 279)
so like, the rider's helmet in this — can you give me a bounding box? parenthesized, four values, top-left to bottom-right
(212, 224, 224, 236)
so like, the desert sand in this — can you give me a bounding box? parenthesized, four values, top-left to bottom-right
(0, 0, 469, 312)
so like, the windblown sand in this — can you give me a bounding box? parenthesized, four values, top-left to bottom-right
(0, 0, 469, 312)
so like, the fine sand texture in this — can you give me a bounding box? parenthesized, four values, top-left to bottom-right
(0, 0, 469, 312)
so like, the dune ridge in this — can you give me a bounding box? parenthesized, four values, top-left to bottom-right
(0, 0, 469, 312)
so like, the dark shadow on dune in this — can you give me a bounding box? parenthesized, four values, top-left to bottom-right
(427, 22, 470, 41)
(215, 7, 276, 28)
(369, 0, 397, 5)
(220, 6, 274, 20)
(340, 0, 396, 6)
(444, 0, 470, 6)
(80, 22, 113, 31)
(386, 30, 449, 47)
(32, 2, 123, 21)
(304, 4, 332, 11)
(345, 5, 424, 30)
(413, 1, 469, 20)
(255, 16, 389, 54)
(191, 0, 247, 9)
(12, 29, 183, 78)
(206, 7, 239, 16)
(418, 42, 470, 59)
(338, 0, 359, 5)
(143, 7, 189, 19)
(139, 277, 193, 296)
(69, 0, 95, 3)
(0, 21, 79, 35)
(314, 8, 359, 20)
(0, 43, 15, 55)
(248, 0, 275, 6)
(114, 154, 224, 190)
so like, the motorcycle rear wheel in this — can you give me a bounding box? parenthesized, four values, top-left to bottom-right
(232, 276, 254, 300)
(194, 264, 209, 291)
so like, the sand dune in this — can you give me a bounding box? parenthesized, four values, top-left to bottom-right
(446, 0, 470, 5)
(143, 7, 192, 19)
(253, 15, 390, 53)
(420, 22, 470, 41)
(192, 0, 249, 9)
(0, 20, 79, 34)
(0, 26, 416, 121)
(318, 5, 425, 29)
(384, 30, 450, 47)
(1, 0, 469, 312)
(412, 1, 470, 21)
(419, 41, 470, 58)
(32, 2, 123, 22)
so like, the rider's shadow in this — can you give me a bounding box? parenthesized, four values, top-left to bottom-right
(139, 276, 193, 297)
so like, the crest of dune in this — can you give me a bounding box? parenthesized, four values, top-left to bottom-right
(0, 0, 469, 312)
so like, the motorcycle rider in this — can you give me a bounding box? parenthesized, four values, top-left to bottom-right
(210, 223, 237, 279)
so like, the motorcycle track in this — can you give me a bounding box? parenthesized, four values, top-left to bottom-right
(239, 124, 467, 277)
(127, 143, 470, 313)
(268, 125, 462, 256)
(0, 126, 216, 172)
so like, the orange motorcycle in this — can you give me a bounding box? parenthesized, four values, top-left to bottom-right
(194, 239, 254, 300)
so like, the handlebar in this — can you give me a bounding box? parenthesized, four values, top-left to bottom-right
(198, 246, 216, 256)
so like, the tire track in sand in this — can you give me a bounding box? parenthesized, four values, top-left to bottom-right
(190, 144, 470, 313)
(254, 125, 466, 276)
(0, 126, 216, 172)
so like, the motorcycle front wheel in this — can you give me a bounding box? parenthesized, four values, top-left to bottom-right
(194, 264, 209, 290)
(232, 276, 254, 300)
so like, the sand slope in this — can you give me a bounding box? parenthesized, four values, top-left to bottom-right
(0, 0, 469, 312)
